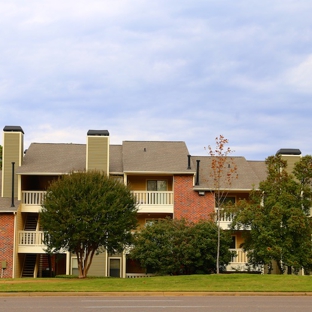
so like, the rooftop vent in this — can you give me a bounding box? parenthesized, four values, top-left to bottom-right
(87, 130, 109, 136)
(3, 126, 24, 134)
(276, 148, 301, 156)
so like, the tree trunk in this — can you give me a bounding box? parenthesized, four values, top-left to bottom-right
(216, 208, 220, 274)
(77, 250, 86, 279)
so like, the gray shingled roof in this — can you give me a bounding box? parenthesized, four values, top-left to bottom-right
(192, 156, 266, 190)
(247, 160, 268, 183)
(0, 197, 19, 212)
(122, 141, 195, 173)
(16, 141, 192, 175)
(0, 171, 19, 212)
(110, 145, 123, 173)
(17, 143, 86, 174)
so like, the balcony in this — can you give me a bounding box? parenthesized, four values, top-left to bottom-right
(22, 190, 174, 214)
(132, 191, 174, 213)
(21, 191, 46, 213)
(230, 248, 248, 263)
(18, 231, 47, 253)
(226, 248, 248, 271)
(215, 208, 235, 229)
(226, 248, 262, 272)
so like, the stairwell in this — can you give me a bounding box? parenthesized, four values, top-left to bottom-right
(21, 214, 38, 277)
(22, 254, 37, 277)
(24, 213, 38, 231)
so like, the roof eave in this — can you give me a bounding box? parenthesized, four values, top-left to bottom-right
(124, 171, 196, 175)
(16, 172, 71, 175)
(193, 187, 259, 192)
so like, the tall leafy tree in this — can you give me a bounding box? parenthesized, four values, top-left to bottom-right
(231, 155, 312, 274)
(40, 171, 138, 278)
(130, 218, 232, 275)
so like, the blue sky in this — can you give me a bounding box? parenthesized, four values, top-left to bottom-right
(1, 0, 312, 160)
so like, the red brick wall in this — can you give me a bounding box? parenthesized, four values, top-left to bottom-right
(174, 175, 215, 222)
(0, 213, 15, 278)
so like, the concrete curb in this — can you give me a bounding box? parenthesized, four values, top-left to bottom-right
(1, 292, 312, 297)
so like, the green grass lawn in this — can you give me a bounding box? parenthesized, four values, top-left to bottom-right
(0, 274, 312, 293)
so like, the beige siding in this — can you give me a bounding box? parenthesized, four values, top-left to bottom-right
(2, 132, 23, 198)
(232, 231, 245, 249)
(87, 136, 109, 173)
(87, 252, 107, 277)
(281, 155, 301, 175)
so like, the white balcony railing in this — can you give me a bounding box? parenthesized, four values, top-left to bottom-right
(18, 231, 45, 246)
(132, 191, 173, 205)
(126, 273, 155, 278)
(22, 191, 174, 206)
(230, 248, 248, 263)
(215, 208, 235, 222)
(22, 191, 46, 205)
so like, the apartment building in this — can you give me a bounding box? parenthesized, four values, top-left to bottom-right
(0, 125, 286, 277)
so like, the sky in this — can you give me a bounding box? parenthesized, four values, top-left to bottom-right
(1, 0, 312, 160)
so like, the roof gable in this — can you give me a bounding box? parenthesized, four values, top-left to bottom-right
(192, 156, 266, 190)
(17, 143, 86, 174)
(122, 141, 194, 173)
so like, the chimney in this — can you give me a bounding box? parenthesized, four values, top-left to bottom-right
(276, 148, 302, 175)
(195, 159, 200, 186)
(2, 126, 24, 198)
(86, 130, 110, 174)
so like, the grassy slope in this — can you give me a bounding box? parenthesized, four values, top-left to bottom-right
(0, 274, 312, 293)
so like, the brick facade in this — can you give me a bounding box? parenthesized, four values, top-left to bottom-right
(174, 175, 215, 222)
(0, 213, 15, 278)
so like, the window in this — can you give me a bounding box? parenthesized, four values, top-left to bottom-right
(145, 218, 160, 226)
(147, 180, 167, 191)
(71, 258, 78, 276)
(215, 195, 236, 207)
(109, 258, 121, 277)
(111, 175, 123, 183)
(146, 180, 168, 204)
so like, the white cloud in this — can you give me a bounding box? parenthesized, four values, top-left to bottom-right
(285, 55, 312, 94)
(1, 0, 312, 161)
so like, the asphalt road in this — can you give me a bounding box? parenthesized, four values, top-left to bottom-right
(0, 295, 312, 312)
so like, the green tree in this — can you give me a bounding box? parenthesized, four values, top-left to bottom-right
(40, 171, 138, 278)
(231, 155, 312, 274)
(130, 218, 232, 275)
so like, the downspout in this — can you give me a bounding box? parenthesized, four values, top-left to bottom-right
(195, 160, 200, 185)
(11, 162, 16, 278)
(187, 155, 191, 169)
(11, 162, 15, 207)
(12, 212, 17, 278)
